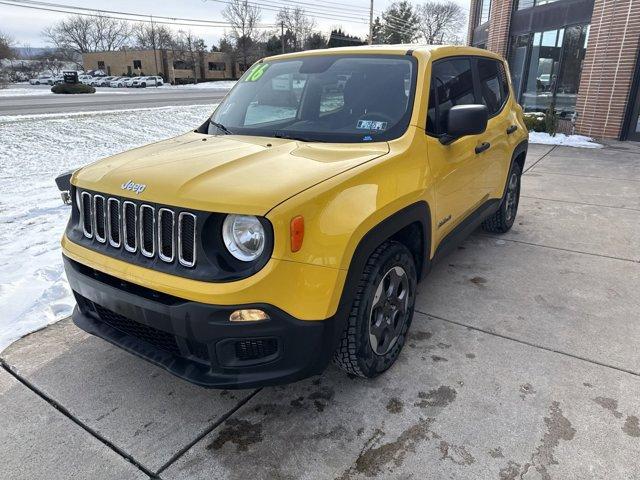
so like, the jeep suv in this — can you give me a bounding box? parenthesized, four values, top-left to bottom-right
(62, 45, 528, 388)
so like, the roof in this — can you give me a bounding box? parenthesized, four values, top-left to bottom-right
(265, 44, 504, 62)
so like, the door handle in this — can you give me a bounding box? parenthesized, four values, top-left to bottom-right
(506, 125, 518, 135)
(475, 142, 491, 154)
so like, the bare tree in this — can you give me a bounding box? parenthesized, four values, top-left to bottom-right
(173, 30, 207, 84)
(417, 1, 466, 45)
(277, 7, 316, 51)
(43, 15, 132, 68)
(92, 15, 131, 51)
(134, 23, 174, 50)
(0, 31, 14, 59)
(220, 0, 261, 70)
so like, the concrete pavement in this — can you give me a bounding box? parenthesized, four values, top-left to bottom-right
(1, 142, 639, 479)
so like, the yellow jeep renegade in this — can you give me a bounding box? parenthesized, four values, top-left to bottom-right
(62, 45, 528, 388)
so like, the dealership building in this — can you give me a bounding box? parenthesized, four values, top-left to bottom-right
(468, 0, 640, 140)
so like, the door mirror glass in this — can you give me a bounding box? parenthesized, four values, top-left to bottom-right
(440, 104, 489, 144)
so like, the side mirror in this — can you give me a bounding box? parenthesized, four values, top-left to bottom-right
(439, 104, 489, 145)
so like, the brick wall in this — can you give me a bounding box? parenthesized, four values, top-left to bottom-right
(575, 0, 640, 139)
(486, 0, 514, 56)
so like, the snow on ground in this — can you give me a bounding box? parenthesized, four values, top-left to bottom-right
(529, 131, 603, 148)
(0, 104, 215, 352)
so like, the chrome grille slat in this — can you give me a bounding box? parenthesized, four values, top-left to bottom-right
(178, 212, 197, 268)
(107, 198, 121, 248)
(93, 195, 106, 243)
(158, 208, 175, 263)
(139, 205, 156, 258)
(81, 192, 93, 238)
(77, 190, 197, 267)
(123, 201, 137, 252)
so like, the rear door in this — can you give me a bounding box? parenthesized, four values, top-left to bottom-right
(475, 57, 513, 197)
(426, 57, 488, 246)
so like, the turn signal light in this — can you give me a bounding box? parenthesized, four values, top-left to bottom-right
(229, 309, 269, 322)
(290, 215, 304, 252)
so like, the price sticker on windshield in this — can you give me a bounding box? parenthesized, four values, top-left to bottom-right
(244, 63, 270, 82)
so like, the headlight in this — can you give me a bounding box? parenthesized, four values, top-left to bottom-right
(222, 214, 265, 261)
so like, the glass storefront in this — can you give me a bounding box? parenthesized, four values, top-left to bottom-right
(515, 0, 563, 10)
(508, 24, 589, 116)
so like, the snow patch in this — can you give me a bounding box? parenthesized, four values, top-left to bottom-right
(0, 104, 215, 352)
(529, 132, 603, 149)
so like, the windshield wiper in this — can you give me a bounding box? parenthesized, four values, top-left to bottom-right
(210, 120, 232, 135)
(273, 131, 318, 142)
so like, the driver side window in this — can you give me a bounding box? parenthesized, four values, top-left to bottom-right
(427, 58, 476, 136)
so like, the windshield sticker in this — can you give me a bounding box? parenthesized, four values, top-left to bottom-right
(357, 120, 388, 131)
(244, 63, 270, 82)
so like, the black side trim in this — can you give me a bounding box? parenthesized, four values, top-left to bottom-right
(432, 199, 500, 263)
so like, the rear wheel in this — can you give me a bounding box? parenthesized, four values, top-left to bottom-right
(333, 241, 417, 378)
(482, 162, 522, 234)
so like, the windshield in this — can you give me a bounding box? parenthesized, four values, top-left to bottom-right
(209, 55, 417, 143)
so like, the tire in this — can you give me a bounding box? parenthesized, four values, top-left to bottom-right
(482, 162, 522, 234)
(333, 241, 417, 378)
(141, 83, 147, 88)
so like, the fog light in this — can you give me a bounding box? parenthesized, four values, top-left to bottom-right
(229, 309, 269, 322)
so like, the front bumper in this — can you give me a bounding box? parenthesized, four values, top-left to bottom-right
(64, 256, 339, 389)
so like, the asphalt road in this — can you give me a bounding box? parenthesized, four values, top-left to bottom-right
(0, 85, 231, 116)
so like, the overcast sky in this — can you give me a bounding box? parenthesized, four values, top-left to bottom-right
(1, 0, 471, 48)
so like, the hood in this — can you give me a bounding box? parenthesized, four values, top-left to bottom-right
(72, 132, 389, 215)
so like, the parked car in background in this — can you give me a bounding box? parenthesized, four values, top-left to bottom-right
(132, 76, 164, 88)
(92, 76, 115, 87)
(79, 75, 94, 85)
(29, 74, 54, 85)
(109, 77, 127, 87)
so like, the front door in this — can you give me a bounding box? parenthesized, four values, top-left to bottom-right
(426, 57, 489, 248)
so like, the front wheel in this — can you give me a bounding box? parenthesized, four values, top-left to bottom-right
(333, 241, 417, 378)
(482, 162, 522, 234)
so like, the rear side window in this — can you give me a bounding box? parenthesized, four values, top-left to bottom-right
(427, 58, 475, 135)
(477, 58, 509, 115)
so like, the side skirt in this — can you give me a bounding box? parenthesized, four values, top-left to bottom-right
(432, 199, 501, 264)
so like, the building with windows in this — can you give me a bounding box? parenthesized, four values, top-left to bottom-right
(468, 0, 640, 140)
(82, 49, 238, 84)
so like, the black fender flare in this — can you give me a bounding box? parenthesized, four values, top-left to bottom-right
(496, 139, 528, 201)
(328, 201, 432, 349)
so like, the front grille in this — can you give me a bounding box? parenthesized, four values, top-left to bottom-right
(93, 303, 180, 356)
(77, 191, 197, 267)
(235, 339, 278, 361)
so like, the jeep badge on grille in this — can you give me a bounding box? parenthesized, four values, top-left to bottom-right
(121, 180, 146, 195)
